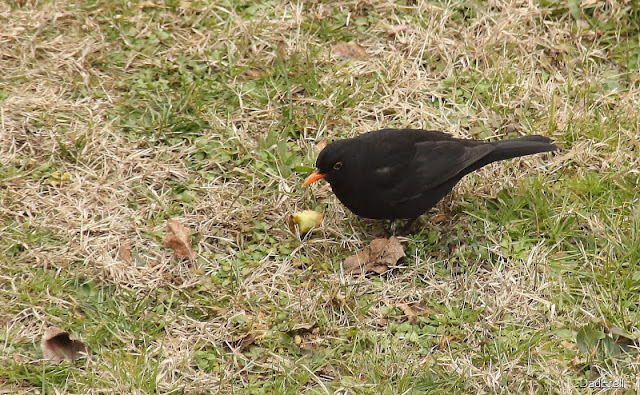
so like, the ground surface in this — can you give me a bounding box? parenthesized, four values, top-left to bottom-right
(1, 0, 639, 393)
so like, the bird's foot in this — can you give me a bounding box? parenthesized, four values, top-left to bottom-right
(401, 217, 419, 234)
(385, 217, 419, 236)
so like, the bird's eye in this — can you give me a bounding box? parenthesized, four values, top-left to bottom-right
(333, 161, 343, 170)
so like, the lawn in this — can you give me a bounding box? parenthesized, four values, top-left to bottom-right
(1, 0, 639, 393)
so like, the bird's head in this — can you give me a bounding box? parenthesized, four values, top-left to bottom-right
(303, 139, 356, 186)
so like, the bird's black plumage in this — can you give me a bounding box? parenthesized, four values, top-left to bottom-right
(304, 128, 557, 220)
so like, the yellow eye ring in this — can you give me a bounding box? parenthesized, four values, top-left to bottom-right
(333, 162, 343, 170)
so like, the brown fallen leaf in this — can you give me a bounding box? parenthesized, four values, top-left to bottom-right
(162, 219, 197, 260)
(41, 327, 88, 362)
(429, 214, 448, 224)
(118, 241, 133, 265)
(313, 139, 328, 154)
(224, 333, 256, 352)
(343, 236, 405, 275)
(139, 1, 160, 9)
(438, 334, 456, 350)
(397, 303, 416, 323)
(398, 302, 430, 323)
(570, 356, 583, 371)
(243, 68, 271, 79)
(560, 340, 575, 350)
(332, 41, 368, 60)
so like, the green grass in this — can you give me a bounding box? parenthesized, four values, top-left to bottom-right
(1, 0, 640, 393)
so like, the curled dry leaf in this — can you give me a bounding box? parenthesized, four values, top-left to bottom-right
(162, 219, 197, 260)
(117, 241, 133, 265)
(429, 214, 448, 224)
(139, 1, 160, 9)
(41, 327, 88, 362)
(398, 302, 430, 323)
(313, 139, 328, 154)
(343, 236, 405, 275)
(332, 41, 368, 60)
(560, 340, 575, 350)
(438, 334, 457, 350)
(244, 68, 270, 79)
(397, 303, 417, 323)
(289, 210, 324, 234)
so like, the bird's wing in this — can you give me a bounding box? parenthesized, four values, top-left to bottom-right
(381, 140, 495, 204)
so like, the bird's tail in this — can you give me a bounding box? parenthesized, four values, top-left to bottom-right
(487, 135, 557, 162)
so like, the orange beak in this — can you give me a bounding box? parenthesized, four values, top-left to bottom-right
(303, 171, 326, 186)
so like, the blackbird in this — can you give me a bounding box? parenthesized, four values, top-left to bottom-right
(304, 128, 557, 220)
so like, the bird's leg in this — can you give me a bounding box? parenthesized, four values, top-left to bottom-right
(387, 220, 399, 237)
(385, 217, 419, 236)
(401, 217, 419, 234)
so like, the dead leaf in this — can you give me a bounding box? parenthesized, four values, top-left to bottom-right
(343, 236, 405, 275)
(398, 302, 430, 323)
(41, 327, 88, 362)
(397, 303, 416, 323)
(570, 356, 583, 370)
(438, 334, 456, 350)
(429, 214, 448, 224)
(386, 24, 409, 37)
(503, 121, 520, 134)
(139, 1, 159, 9)
(332, 41, 368, 60)
(179, 1, 192, 9)
(244, 69, 261, 78)
(313, 139, 328, 154)
(224, 333, 256, 352)
(561, 340, 575, 350)
(162, 219, 197, 260)
(118, 241, 133, 265)
(244, 68, 270, 79)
